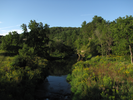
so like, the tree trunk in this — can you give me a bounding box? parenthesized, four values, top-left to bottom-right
(77, 53, 81, 61)
(129, 45, 132, 64)
(101, 43, 103, 57)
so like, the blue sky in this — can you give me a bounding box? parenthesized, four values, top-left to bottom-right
(0, 0, 133, 36)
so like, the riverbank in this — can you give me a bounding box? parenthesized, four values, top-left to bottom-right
(35, 55, 78, 100)
(67, 55, 133, 100)
(0, 49, 78, 100)
(0, 50, 49, 100)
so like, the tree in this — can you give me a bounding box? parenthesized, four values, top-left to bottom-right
(19, 43, 34, 57)
(1, 32, 12, 50)
(12, 31, 19, 46)
(1, 31, 21, 53)
(21, 20, 50, 58)
(111, 15, 133, 64)
(92, 15, 104, 25)
(91, 18, 114, 56)
(21, 24, 28, 39)
(92, 18, 106, 56)
(94, 28, 105, 56)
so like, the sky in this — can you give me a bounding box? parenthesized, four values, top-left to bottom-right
(0, 0, 133, 36)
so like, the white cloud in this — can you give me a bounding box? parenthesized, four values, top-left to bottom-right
(0, 24, 23, 36)
(0, 29, 23, 36)
(13, 29, 23, 34)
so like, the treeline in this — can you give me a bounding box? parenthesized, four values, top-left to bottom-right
(76, 15, 133, 57)
(77, 15, 133, 63)
(0, 15, 133, 62)
(49, 27, 80, 46)
(0, 22, 78, 58)
(46, 15, 133, 63)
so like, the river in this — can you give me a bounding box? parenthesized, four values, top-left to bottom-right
(35, 54, 77, 100)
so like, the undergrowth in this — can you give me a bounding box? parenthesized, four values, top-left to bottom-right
(0, 50, 49, 100)
(67, 55, 133, 100)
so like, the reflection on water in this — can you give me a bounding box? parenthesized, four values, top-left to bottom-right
(35, 56, 77, 100)
(45, 75, 71, 95)
(44, 75, 71, 95)
(35, 75, 71, 100)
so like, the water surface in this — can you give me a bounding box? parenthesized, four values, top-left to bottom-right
(35, 56, 77, 100)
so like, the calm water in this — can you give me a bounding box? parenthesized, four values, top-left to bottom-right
(35, 55, 77, 100)
(35, 75, 71, 100)
(45, 75, 71, 95)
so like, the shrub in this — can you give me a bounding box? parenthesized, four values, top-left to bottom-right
(69, 56, 133, 100)
(19, 43, 35, 57)
(0, 54, 49, 100)
(66, 73, 72, 82)
(11, 55, 27, 67)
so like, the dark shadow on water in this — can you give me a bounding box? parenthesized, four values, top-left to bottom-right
(35, 56, 77, 100)
(47, 56, 77, 75)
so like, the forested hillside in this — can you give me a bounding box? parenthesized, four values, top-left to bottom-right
(47, 15, 133, 63)
(1, 15, 133, 61)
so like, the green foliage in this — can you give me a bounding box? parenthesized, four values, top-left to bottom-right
(84, 53, 92, 60)
(48, 27, 80, 49)
(103, 76, 112, 88)
(68, 56, 133, 100)
(66, 73, 72, 82)
(10, 44, 36, 68)
(1, 15, 133, 100)
(21, 20, 50, 58)
(11, 55, 27, 67)
(0, 31, 21, 53)
(19, 43, 35, 57)
(111, 15, 133, 56)
(111, 39, 129, 55)
(93, 20, 113, 56)
(0, 32, 12, 50)
(0, 51, 49, 100)
(49, 41, 75, 58)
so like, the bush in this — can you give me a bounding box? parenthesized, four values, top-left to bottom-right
(66, 74, 72, 82)
(11, 55, 27, 67)
(0, 52, 49, 100)
(19, 43, 35, 57)
(69, 56, 133, 100)
(85, 53, 92, 60)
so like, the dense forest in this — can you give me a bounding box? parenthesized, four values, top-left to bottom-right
(0, 15, 133, 100)
(1, 15, 133, 61)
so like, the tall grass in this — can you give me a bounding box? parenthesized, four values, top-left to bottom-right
(67, 55, 133, 100)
